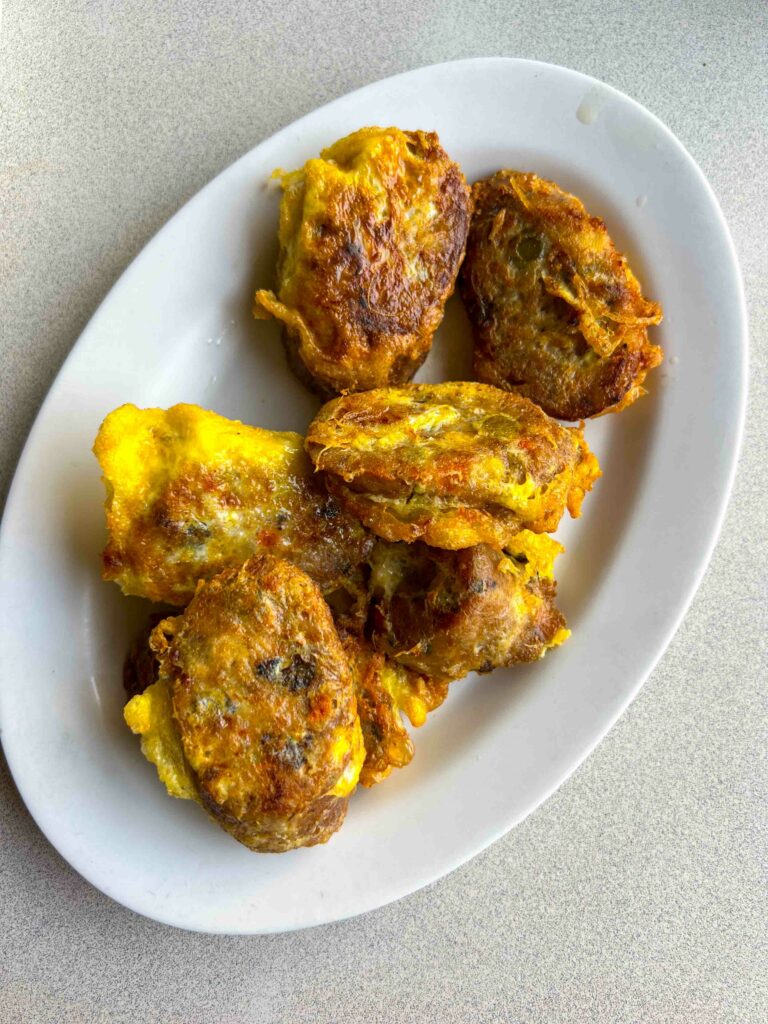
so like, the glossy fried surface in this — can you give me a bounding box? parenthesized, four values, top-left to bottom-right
(340, 631, 448, 787)
(460, 170, 663, 420)
(124, 612, 446, 792)
(254, 126, 471, 397)
(368, 532, 568, 680)
(94, 403, 372, 615)
(306, 382, 600, 548)
(126, 556, 364, 853)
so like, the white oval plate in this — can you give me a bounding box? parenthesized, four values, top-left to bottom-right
(0, 59, 746, 933)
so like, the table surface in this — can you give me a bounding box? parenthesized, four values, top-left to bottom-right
(1, 2, 766, 1022)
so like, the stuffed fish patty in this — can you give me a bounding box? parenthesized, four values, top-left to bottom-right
(94, 403, 372, 619)
(124, 609, 448, 794)
(460, 170, 663, 419)
(367, 532, 568, 680)
(306, 381, 600, 548)
(254, 127, 471, 396)
(124, 556, 364, 852)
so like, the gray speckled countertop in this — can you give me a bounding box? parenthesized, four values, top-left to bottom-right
(1, 2, 766, 1022)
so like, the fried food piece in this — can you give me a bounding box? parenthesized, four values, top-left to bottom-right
(460, 170, 663, 420)
(367, 532, 568, 679)
(340, 631, 448, 787)
(94, 403, 373, 616)
(124, 556, 365, 852)
(124, 660, 199, 802)
(305, 382, 600, 548)
(253, 126, 471, 397)
(124, 614, 447, 791)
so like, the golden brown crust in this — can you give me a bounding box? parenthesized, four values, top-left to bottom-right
(151, 556, 362, 852)
(367, 536, 568, 679)
(94, 403, 373, 618)
(305, 382, 600, 548)
(125, 610, 446, 793)
(254, 127, 471, 396)
(460, 170, 663, 420)
(339, 631, 448, 787)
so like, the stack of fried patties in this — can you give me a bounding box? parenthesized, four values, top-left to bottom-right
(96, 126, 660, 852)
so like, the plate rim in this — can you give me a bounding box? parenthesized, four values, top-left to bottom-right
(0, 56, 748, 934)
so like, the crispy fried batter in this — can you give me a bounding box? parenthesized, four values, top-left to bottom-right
(305, 382, 600, 548)
(124, 556, 364, 852)
(460, 170, 663, 420)
(339, 631, 448, 787)
(367, 532, 568, 679)
(254, 126, 471, 397)
(124, 611, 447, 792)
(94, 403, 373, 618)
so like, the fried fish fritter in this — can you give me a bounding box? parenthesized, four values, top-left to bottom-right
(253, 126, 471, 397)
(124, 613, 447, 792)
(305, 382, 600, 549)
(124, 556, 364, 852)
(460, 170, 663, 420)
(340, 631, 448, 787)
(367, 532, 568, 680)
(94, 403, 372, 616)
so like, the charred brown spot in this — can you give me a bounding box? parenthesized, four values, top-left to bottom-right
(277, 738, 306, 770)
(281, 654, 316, 691)
(255, 657, 281, 682)
(256, 654, 316, 692)
(342, 240, 365, 263)
(152, 507, 176, 531)
(184, 520, 211, 541)
(468, 578, 497, 594)
(102, 548, 124, 573)
(317, 498, 341, 521)
(261, 733, 308, 771)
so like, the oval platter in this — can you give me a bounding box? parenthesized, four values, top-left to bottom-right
(0, 59, 747, 933)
